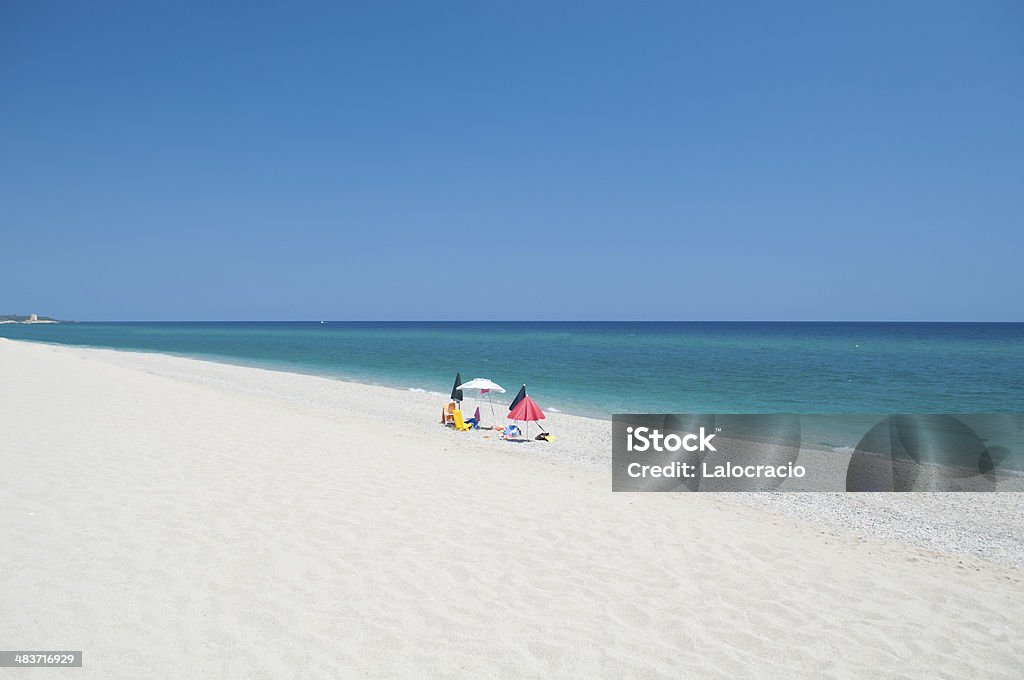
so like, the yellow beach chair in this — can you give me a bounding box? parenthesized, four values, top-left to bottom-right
(452, 408, 471, 432)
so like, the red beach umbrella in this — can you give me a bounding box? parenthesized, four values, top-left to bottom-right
(508, 395, 545, 422)
(508, 395, 545, 439)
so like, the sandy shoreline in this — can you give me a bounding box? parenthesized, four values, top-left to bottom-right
(1, 339, 1022, 678)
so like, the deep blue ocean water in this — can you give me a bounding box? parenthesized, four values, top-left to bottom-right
(2, 322, 1022, 418)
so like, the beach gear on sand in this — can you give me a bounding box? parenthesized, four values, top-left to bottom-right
(440, 402, 456, 426)
(452, 408, 471, 432)
(501, 424, 524, 441)
(508, 394, 546, 440)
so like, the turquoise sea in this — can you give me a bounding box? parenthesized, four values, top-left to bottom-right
(2, 322, 1022, 418)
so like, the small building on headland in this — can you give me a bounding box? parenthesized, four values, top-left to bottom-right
(0, 313, 60, 324)
(24, 313, 58, 324)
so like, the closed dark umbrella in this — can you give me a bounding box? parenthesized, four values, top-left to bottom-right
(451, 372, 463, 404)
(509, 384, 527, 411)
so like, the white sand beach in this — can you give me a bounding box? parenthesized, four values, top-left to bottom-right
(1, 339, 1022, 679)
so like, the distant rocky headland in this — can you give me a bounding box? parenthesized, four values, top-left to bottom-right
(0, 313, 62, 324)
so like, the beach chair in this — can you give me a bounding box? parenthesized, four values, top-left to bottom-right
(441, 402, 456, 426)
(452, 408, 471, 432)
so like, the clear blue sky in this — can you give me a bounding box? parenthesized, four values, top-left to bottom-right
(1, 1, 1021, 321)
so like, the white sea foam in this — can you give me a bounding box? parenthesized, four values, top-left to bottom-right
(408, 387, 446, 397)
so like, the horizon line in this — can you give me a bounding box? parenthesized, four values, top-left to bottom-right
(25, 319, 1024, 324)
